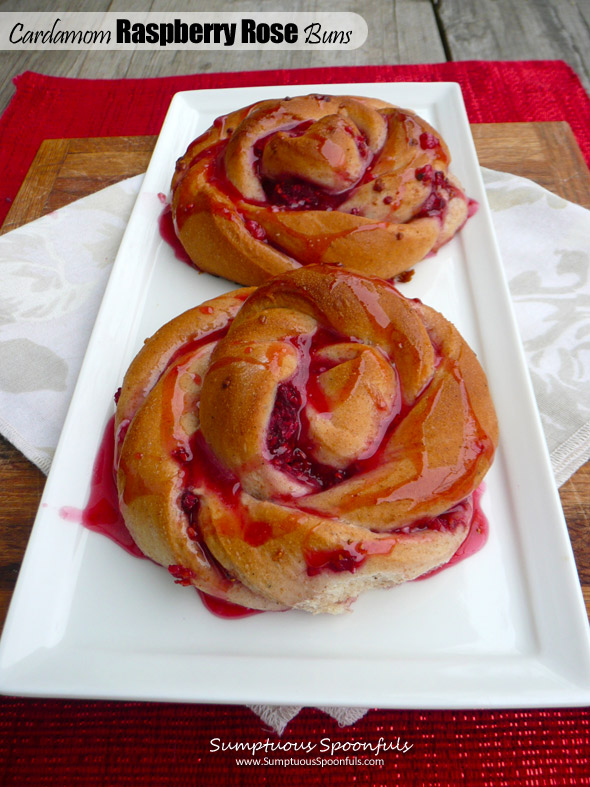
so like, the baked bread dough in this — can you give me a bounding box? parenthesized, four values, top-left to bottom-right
(115, 266, 498, 614)
(171, 94, 473, 285)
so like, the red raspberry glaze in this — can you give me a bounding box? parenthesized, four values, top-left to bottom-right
(158, 202, 195, 266)
(59, 416, 143, 558)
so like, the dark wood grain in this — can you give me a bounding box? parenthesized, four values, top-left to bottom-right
(0, 137, 157, 235)
(0, 123, 588, 631)
(473, 122, 590, 209)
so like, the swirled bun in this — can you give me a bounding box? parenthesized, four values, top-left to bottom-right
(171, 94, 473, 286)
(116, 266, 497, 614)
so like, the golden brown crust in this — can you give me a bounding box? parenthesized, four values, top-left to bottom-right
(171, 94, 471, 286)
(115, 289, 284, 610)
(116, 267, 498, 614)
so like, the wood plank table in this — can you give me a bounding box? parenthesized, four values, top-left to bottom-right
(1, 122, 589, 634)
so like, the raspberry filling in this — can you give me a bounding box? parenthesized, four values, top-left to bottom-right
(254, 118, 372, 210)
(267, 382, 350, 490)
(168, 564, 196, 586)
(263, 178, 348, 211)
(173, 432, 243, 580)
(264, 324, 405, 492)
(304, 541, 389, 577)
(419, 132, 440, 150)
(264, 327, 362, 491)
(266, 382, 301, 456)
(303, 491, 487, 578)
(169, 435, 262, 617)
(414, 164, 462, 220)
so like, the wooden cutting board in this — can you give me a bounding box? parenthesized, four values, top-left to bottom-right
(1, 123, 589, 630)
(2, 122, 590, 235)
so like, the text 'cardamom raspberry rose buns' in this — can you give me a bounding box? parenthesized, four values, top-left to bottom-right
(171, 94, 474, 286)
(115, 266, 498, 614)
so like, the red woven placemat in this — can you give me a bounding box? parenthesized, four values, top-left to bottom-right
(1, 61, 590, 785)
(1, 60, 590, 228)
(1, 700, 589, 786)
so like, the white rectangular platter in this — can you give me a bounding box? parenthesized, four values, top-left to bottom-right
(1, 82, 590, 708)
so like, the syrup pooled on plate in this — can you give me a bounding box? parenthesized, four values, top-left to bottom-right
(62, 416, 259, 619)
(157, 198, 197, 267)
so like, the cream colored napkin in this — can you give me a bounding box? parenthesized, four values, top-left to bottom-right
(0, 177, 140, 474)
(481, 168, 590, 485)
(0, 169, 588, 732)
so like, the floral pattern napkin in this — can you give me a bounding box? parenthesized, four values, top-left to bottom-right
(481, 168, 590, 485)
(0, 177, 141, 473)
